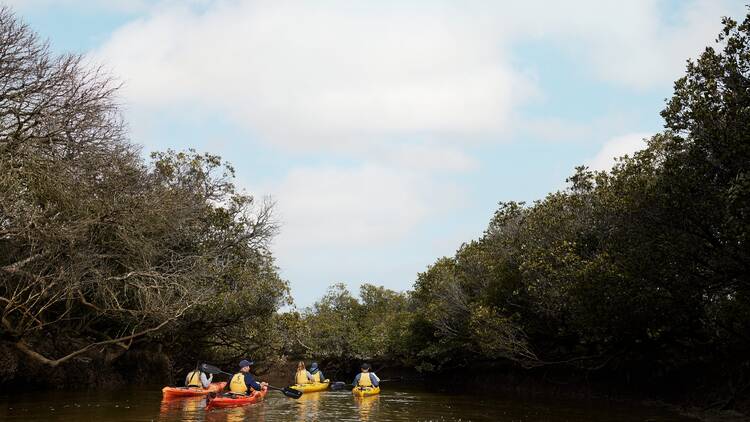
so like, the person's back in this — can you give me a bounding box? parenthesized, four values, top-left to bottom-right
(185, 368, 212, 388)
(353, 363, 379, 387)
(229, 371, 249, 394)
(295, 361, 313, 384)
(229, 359, 267, 394)
(310, 362, 325, 383)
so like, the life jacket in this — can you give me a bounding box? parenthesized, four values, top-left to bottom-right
(295, 369, 310, 384)
(186, 370, 202, 388)
(358, 372, 373, 387)
(310, 370, 322, 383)
(229, 373, 248, 393)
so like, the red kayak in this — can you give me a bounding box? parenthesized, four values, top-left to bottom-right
(206, 386, 268, 409)
(162, 382, 227, 398)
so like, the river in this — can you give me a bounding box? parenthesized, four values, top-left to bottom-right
(0, 384, 692, 421)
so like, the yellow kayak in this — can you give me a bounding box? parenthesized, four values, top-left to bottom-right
(290, 380, 330, 393)
(352, 386, 380, 397)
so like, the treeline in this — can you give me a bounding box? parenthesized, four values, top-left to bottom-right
(0, 7, 290, 387)
(297, 13, 750, 404)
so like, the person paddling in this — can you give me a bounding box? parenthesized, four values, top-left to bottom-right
(294, 361, 313, 385)
(309, 362, 325, 383)
(228, 359, 268, 394)
(185, 364, 213, 388)
(353, 363, 379, 387)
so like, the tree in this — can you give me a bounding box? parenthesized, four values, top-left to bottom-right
(0, 8, 286, 374)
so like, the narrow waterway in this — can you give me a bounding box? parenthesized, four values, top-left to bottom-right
(0, 384, 691, 421)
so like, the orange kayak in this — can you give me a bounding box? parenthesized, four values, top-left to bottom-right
(162, 382, 227, 398)
(206, 386, 268, 409)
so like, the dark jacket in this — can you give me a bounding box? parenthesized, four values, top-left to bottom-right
(242, 372, 262, 391)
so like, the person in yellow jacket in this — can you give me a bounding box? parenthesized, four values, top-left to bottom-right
(229, 359, 268, 394)
(309, 362, 325, 383)
(185, 365, 212, 388)
(295, 361, 313, 384)
(353, 363, 379, 387)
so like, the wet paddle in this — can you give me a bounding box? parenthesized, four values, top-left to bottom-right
(201, 363, 303, 399)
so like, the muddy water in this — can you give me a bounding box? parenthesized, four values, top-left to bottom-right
(0, 384, 692, 421)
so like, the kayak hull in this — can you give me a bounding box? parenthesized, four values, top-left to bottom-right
(290, 380, 330, 393)
(206, 386, 268, 409)
(352, 386, 380, 397)
(162, 382, 227, 398)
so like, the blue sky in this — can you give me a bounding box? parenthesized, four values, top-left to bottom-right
(6, 0, 746, 307)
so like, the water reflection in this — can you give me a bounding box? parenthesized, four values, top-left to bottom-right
(296, 391, 322, 421)
(0, 385, 694, 422)
(209, 405, 263, 422)
(158, 396, 204, 421)
(354, 395, 379, 421)
(203, 399, 267, 422)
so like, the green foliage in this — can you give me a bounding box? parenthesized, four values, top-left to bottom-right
(300, 283, 412, 364)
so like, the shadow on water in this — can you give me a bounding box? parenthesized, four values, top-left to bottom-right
(0, 383, 695, 421)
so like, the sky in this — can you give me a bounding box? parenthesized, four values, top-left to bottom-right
(5, 0, 746, 307)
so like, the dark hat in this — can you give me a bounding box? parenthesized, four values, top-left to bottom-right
(239, 359, 254, 368)
(360, 362, 370, 370)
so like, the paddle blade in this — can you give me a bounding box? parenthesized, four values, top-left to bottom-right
(282, 387, 303, 399)
(330, 381, 349, 391)
(201, 363, 223, 375)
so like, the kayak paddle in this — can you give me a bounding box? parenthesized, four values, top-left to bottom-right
(201, 363, 303, 399)
(331, 381, 354, 390)
(331, 378, 399, 390)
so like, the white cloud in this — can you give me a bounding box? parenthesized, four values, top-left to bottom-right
(571, 1, 738, 89)
(498, 0, 742, 90)
(587, 132, 652, 172)
(270, 162, 463, 252)
(90, 0, 743, 154)
(95, 1, 534, 151)
(379, 144, 478, 173)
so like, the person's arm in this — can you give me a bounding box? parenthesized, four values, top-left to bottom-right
(371, 373, 380, 387)
(184, 373, 190, 387)
(307, 371, 314, 381)
(245, 373, 263, 391)
(353, 373, 360, 386)
(200, 372, 212, 388)
(319, 370, 325, 380)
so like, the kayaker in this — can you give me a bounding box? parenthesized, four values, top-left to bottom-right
(185, 364, 213, 388)
(310, 362, 325, 382)
(229, 359, 268, 394)
(295, 361, 313, 384)
(353, 363, 380, 387)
